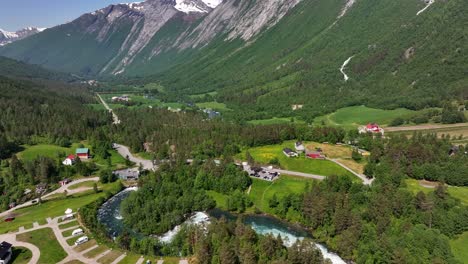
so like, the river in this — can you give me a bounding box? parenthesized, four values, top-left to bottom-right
(98, 188, 346, 264)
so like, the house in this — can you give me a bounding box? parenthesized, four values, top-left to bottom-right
(295, 142, 305, 153)
(76, 148, 90, 160)
(358, 123, 384, 135)
(113, 169, 140, 181)
(203, 109, 221, 119)
(62, 154, 76, 166)
(307, 152, 325, 159)
(59, 179, 72, 186)
(283, 148, 298, 158)
(0, 241, 12, 264)
(291, 104, 303, 111)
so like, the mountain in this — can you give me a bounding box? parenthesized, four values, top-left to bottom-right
(0, 27, 45, 46)
(0, 56, 74, 81)
(1, 0, 467, 120)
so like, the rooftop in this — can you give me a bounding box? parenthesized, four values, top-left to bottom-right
(76, 148, 89, 154)
(0, 241, 12, 259)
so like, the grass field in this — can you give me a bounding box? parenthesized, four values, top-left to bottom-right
(74, 239, 97, 252)
(10, 246, 32, 264)
(17, 228, 67, 264)
(404, 179, 468, 205)
(313, 105, 416, 129)
(118, 253, 142, 264)
(83, 245, 109, 258)
(97, 250, 123, 264)
(58, 220, 79, 229)
(240, 141, 356, 178)
(387, 123, 468, 143)
(304, 142, 366, 174)
(196, 101, 229, 111)
(0, 182, 122, 234)
(18, 144, 78, 161)
(249, 175, 316, 220)
(206, 190, 229, 210)
(450, 231, 468, 264)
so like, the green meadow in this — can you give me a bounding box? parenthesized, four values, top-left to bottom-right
(17, 228, 67, 264)
(248, 117, 305, 125)
(313, 105, 416, 128)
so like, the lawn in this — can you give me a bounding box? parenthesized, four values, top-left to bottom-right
(196, 101, 229, 111)
(450, 231, 468, 264)
(84, 245, 109, 258)
(16, 228, 67, 264)
(74, 239, 97, 252)
(249, 176, 316, 220)
(97, 250, 123, 264)
(10, 246, 32, 264)
(118, 253, 142, 264)
(18, 144, 75, 161)
(404, 179, 468, 205)
(313, 105, 416, 129)
(0, 182, 122, 234)
(304, 142, 366, 174)
(240, 141, 356, 178)
(59, 220, 79, 229)
(206, 191, 229, 210)
(67, 181, 96, 190)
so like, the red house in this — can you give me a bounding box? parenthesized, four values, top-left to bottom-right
(76, 148, 90, 159)
(307, 152, 325, 159)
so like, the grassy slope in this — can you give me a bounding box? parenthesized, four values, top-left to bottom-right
(10, 247, 32, 264)
(16, 228, 67, 264)
(450, 232, 468, 264)
(313, 105, 416, 128)
(404, 179, 468, 205)
(0, 182, 121, 233)
(249, 175, 316, 220)
(240, 141, 356, 178)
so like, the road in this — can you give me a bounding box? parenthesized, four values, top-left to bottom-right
(272, 169, 326, 181)
(97, 93, 120, 124)
(328, 159, 373, 185)
(113, 143, 156, 171)
(386, 122, 468, 132)
(0, 177, 99, 218)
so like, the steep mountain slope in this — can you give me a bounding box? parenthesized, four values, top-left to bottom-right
(0, 27, 45, 46)
(0, 56, 74, 81)
(1, 0, 467, 120)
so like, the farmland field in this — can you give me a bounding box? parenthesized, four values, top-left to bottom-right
(386, 123, 468, 143)
(313, 105, 416, 128)
(239, 141, 357, 179)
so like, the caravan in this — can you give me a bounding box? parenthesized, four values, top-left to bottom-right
(72, 228, 84, 236)
(74, 236, 89, 246)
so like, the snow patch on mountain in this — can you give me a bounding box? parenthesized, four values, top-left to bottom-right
(0, 27, 45, 46)
(337, 0, 356, 19)
(340, 56, 354, 81)
(174, 0, 210, 13)
(202, 0, 222, 8)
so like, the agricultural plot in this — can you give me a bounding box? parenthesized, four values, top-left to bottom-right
(313, 105, 416, 128)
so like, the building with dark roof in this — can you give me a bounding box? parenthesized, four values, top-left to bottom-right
(0, 241, 12, 264)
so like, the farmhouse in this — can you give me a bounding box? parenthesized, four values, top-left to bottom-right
(283, 148, 298, 157)
(358, 123, 384, 135)
(113, 168, 140, 181)
(0, 241, 12, 264)
(306, 151, 325, 159)
(76, 148, 90, 160)
(62, 154, 76, 166)
(295, 142, 305, 153)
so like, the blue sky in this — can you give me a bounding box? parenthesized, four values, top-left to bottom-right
(0, 0, 133, 31)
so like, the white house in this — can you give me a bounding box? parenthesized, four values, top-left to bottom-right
(295, 142, 305, 154)
(62, 154, 76, 166)
(283, 148, 299, 158)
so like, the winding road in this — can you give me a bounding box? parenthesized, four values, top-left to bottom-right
(113, 143, 156, 171)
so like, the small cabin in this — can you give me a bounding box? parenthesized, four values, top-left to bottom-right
(62, 154, 76, 166)
(76, 148, 90, 160)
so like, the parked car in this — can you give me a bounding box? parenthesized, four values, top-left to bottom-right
(74, 236, 89, 246)
(4, 217, 15, 222)
(31, 199, 38, 204)
(72, 228, 84, 236)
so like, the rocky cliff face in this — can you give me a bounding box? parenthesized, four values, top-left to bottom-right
(0, 27, 45, 46)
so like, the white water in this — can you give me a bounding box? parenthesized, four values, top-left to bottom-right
(340, 56, 354, 81)
(250, 222, 347, 264)
(158, 212, 210, 243)
(417, 0, 435, 16)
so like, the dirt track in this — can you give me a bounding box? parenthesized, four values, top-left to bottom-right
(386, 123, 468, 132)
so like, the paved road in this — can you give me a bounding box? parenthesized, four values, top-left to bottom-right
(97, 93, 121, 124)
(386, 122, 468, 132)
(0, 177, 99, 218)
(328, 159, 373, 185)
(272, 169, 326, 181)
(113, 143, 156, 171)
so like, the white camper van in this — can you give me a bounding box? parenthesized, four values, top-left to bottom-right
(62, 214, 74, 221)
(74, 236, 89, 246)
(72, 228, 84, 236)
